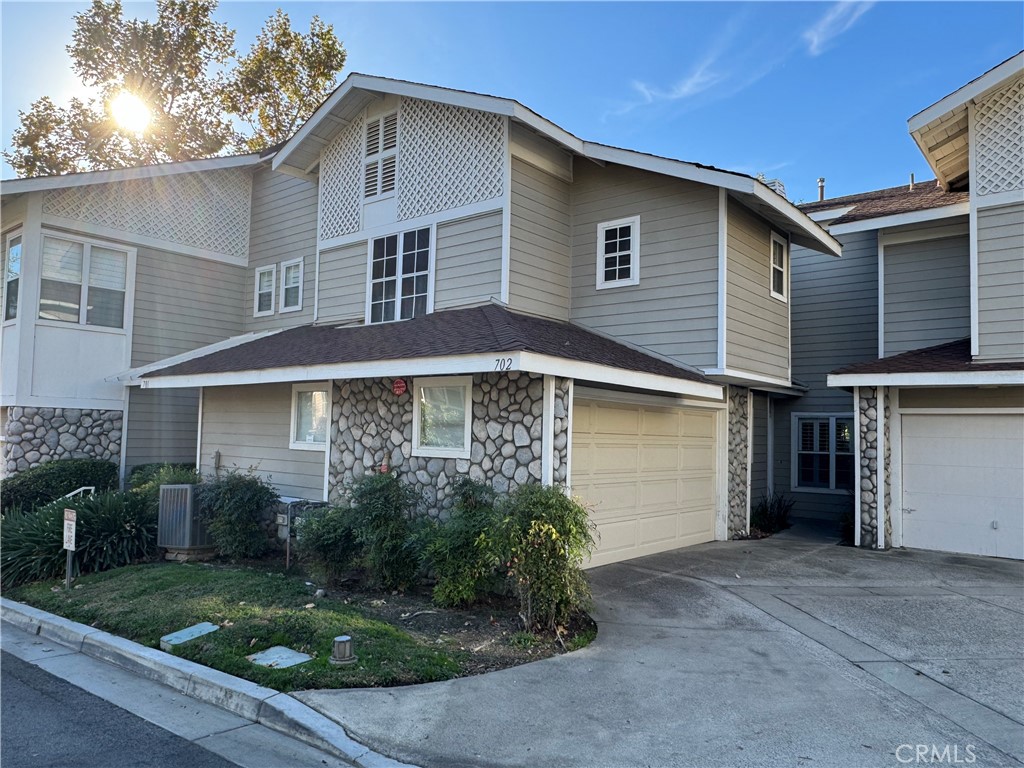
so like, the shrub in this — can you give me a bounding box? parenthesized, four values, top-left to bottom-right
(127, 462, 196, 490)
(195, 471, 279, 559)
(0, 491, 157, 587)
(1, 458, 118, 514)
(348, 471, 420, 590)
(129, 463, 201, 512)
(491, 484, 595, 631)
(423, 478, 501, 607)
(295, 505, 364, 581)
(751, 492, 795, 534)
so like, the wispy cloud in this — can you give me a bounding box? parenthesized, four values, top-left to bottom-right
(803, 2, 875, 57)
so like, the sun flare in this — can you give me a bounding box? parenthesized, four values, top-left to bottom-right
(110, 91, 151, 134)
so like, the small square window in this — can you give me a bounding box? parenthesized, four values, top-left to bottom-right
(596, 216, 640, 290)
(412, 376, 472, 459)
(290, 383, 328, 450)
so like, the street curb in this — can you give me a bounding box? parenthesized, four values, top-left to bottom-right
(0, 597, 415, 768)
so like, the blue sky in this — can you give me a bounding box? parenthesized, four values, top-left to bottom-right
(2, 1, 1022, 202)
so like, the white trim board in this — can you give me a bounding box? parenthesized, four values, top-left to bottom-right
(908, 52, 1024, 133)
(829, 371, 1024, 387)
(111, 329, 285, 382)
(717, 189, 727, 370)
(826, 203, 970, 236)
(975, 188, 1024, 209)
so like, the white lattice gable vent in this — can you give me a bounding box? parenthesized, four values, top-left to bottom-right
(319, 114, 364, 240)
(398, 98, 505, 221)
(42, 168, 252, 260)
(974, 76, 1023, 196)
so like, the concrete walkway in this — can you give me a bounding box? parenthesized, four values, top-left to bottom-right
(298, 529, 1024, 768)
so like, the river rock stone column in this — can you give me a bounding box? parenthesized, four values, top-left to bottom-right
(728, 386, 750, 537)
(3, 407, 123, 475)
(882, 388, 892, 546)
(328, 373, 552, 517)
(858, 387, 879, 547)
(551, 377, 570, 485)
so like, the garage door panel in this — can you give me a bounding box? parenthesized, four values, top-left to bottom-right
(903, 436, 1023, 470)
(593, 406, 640, 435)
(682, 445, 715, 470)
(594, 519, 638, 555)
(641, 409, 682, 436)
(683, 411, 716, 437)
(639, 513, 680, 545)
(640, 444, 681, 471)
(593, 443, 639, 473)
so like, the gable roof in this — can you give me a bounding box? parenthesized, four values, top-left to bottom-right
(272, 72, 841, 258)
(800, 180, 969, 227)
(139, 304, 722, 399)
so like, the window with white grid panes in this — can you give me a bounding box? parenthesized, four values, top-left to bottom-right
(369, 227, 430, 323)
(596, 216, 640, 289)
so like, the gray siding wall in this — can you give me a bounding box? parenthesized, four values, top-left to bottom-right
(883, 234, 970, 356)
(977, 202, 1024, 361)
(508, 158, 571, 320)
(774, 230, 878, 521)
(127, 247, 244, 471)
(434, 211, 503, 310)
(570, 163, 720, 369)
(244, 169, 318, 332)
(726, 200, 789, 379)
(750, 392, 770, 505)
(199, 383, 325, 500)
(318, 241, 368, 323)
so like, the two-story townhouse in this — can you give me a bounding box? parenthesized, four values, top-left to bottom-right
(2, 73, 841, 567)
(763, 52, 1024, 560)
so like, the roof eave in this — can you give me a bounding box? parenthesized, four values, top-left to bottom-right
(828, 370, 1024, 388)
(908, 51, 1024, 133)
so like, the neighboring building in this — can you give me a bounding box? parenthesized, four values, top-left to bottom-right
(0, 73, 840, 568)
(766, 52, 1023, 560)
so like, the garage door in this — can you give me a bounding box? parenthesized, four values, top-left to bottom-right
(902, 414, 1024, 560)
(571, 398, 718, 567)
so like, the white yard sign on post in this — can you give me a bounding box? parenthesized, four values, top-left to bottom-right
(63, 509, 76, 589)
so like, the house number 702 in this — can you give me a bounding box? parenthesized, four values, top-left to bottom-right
(494, 357, 513, 371)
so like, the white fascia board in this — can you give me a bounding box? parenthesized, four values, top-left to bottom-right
(827, 203, 971, 236)
(828, 370, 1024, 388)
(908, 52, 1024, 133)
(583, 143, 751, 193)
(273, 76, 360, 172)
(807, 206, 855, 222)
(114, 329, 286, 383)
(1, 154, 262, 196)
(701, 367, 802, 393)
(750, 184, 843, 257)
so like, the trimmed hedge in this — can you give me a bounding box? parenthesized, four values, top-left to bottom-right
(126, 462, 196, 490)
(1, 458, 118, 514)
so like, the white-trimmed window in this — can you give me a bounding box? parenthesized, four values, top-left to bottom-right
(280, 258, 303, 312)
(368, 227, 430, 323)
(770, 232, 788, 301)
(4, 230, 22, 321)
(364, 112, 398, 199)
(254, 265, 276, 317)
(290, 383, 329, 450)
(596, 216, 640, 290)
(792, 415, 854, 492)
(38, 234, 128, 329)
(413, 376, 472, 459)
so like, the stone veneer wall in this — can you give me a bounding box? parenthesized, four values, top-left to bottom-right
(857, 386, 888, 548)
(883, 389, 892, 545)
(3, 407, 123, 475)
(727, 386, 750, 536)
(328, 373, 570, 516)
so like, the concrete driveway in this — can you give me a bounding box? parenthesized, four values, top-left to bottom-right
(297, 528, 1024, 767)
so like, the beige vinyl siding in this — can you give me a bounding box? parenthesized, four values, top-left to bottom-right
(726, 200, 789, 380)
(434, 211, 503, 310)
(750, 392, 770, 504)
(883, 234, 969, 356)
(124, 387, 200, 471)
(508, 158, 570, 320)
(244, 169, 318, 331)
(899, 386, 1024, 409)
(773, 230, 878, 522)
(199, 383, 325, 500)
(570, 163, 720, 369)
(977, 202, 1024, 361)
(318, 240, 368, 323)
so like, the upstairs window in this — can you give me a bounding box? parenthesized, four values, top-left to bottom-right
(4, 231, 21, 321)
(770, 232, 788, 301)
(369, 227, 430, 323)
(364, 112, 398, 199)
(596, 216, 640, 290)
(794, 415, 854, 492)
(280, 258, 303, 312)
(38, 234, 127, 329)
(254, 265, 276, 317)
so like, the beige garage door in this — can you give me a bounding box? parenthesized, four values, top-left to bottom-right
(572, 398, 718, 567)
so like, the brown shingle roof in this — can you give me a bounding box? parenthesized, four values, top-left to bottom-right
(830, 338, 1024, 376)
(800, 181, 968, 225)
(144, 304, 713, 384)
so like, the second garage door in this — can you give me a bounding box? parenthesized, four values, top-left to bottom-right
(571, 398, 718, 567)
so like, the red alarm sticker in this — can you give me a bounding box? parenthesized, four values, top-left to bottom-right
(392, 378, 408, 396)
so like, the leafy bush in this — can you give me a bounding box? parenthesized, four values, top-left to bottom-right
(195, 471, 279, 559)
(1, 458, 118, 514)
(129, 463, 201, 512)
(1, 491, 157, 587)
(751, 492, 795, 534)
(348, 471, 421, 590)
(295, 505, 364, 581)
(423, 478, 501, 607)
(490, 484, 595, 631)
(127, 462, 196, 490)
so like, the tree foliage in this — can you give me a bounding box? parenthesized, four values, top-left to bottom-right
(5, 0, 346, 177)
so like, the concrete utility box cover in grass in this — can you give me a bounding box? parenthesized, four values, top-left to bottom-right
(246, 646, 313, 669)
(159, 622, 220, 652)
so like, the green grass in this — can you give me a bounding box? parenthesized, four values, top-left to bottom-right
(8, 562, 461, 692)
